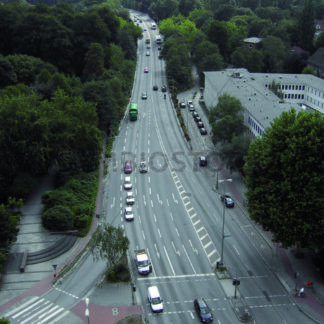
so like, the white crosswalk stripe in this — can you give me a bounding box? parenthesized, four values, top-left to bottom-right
(3, 296, 67, 324)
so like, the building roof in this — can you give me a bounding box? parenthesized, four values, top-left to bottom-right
(307, 47, 324, 69)
(243, 37, 262, 44)
(203, 69, 310, 130)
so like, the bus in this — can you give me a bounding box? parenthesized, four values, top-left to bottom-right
(156, 35, 162, 45)
(129, 103, 138, 121)
(151, 23, 157, 30)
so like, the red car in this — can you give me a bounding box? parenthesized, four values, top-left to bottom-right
(124, 161, 132, 174)
(144, 67, 149, 73)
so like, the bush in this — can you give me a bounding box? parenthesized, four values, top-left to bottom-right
(9, 172, 38, 200)
(42, 205, 74, 231)
(74, 214, 89, 229)
(0, 252, 6, 273)
(41, 190, 78, 211)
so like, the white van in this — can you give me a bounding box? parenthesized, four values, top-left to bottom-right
(147, 286, 163, 312)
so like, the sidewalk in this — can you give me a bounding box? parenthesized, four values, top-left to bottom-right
(177, 67, 324, 323)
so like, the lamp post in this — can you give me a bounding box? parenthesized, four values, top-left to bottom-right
(219, 178, 232, 266)
(85, 297, 90, 324)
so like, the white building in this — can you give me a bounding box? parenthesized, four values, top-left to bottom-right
(204, 69, 324, 138)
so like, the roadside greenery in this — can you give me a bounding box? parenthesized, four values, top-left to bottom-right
(41, 172, 98, 236)
(244, 109, 324, 255)
(0, 1, 137, 258)
(89, 223, 130, 280)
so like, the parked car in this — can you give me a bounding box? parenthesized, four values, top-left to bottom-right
(141, 92, 148, 100)
(139, 161, 148, 173)
(221, 194, 234, 207)
(180, 102, 186, 109)
(194, 298, 213, 323)
(195, 116, 202, 123)
(153, 85, 158, 91)
(197, 121, 204, 128)
(199, 156, 207, 166)
(200, 128, 207, 135)
(193, 112, 199, 118)
(124, 161, 132, 174)
(158, 46, 162, 50)
(124, 206, 134, 221)
(189, 104, 195, 112)
(161, 85, 167, 92)
(144, 67, 149, 73)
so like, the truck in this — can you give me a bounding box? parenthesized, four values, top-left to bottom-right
(129, 103, 138, 121)
(134, 249, 152, 275)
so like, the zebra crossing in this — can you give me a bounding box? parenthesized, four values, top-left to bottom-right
(2, 296, 69, 324)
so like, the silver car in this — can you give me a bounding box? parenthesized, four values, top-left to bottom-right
(124, 207, 134, 221)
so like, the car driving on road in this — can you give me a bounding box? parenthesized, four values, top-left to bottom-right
(124, 161, 132, 174)
(124, 206, 134, 221)
(194, 298, 213, 323)
(221, 194, 234, 207)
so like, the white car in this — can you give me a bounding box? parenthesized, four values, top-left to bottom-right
(126, 192, 135, 205)
(124, 207, 134, 221)
(124, 176, 132, 190)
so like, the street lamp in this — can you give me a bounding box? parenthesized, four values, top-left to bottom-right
(85, 297, 90, 324)
(219, 178, 232, 266)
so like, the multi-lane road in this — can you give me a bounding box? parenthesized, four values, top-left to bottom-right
(2, 11, 317, 324)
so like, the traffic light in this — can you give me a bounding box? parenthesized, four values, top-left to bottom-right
(232, 278, 240, 286)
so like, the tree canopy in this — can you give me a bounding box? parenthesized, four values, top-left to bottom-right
(208, 93, 246, 145)
(244, 108, 324, 253)
(89, 223, 130, 271)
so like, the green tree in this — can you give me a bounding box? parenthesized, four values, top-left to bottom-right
(83, 43, 105, 81)
(205, 20, 230, 60)
(209, 94, 246, 144)
(42, 205, 74, 231)
(220, 133, 252, 174)
(244, 109, 324, 254)
(261, 35, 285, 72)
(0, 55, 17, 88)
(0, 202, 19, 253)
(315, 32, 324, 50)
(89, 223, 129, 272)
(194, 41, 225, 80)
(179, 0, 201, 17)
(297, 0, 315, 52)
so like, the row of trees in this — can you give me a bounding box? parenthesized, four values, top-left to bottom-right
(127, 0, 324, 91)
(0, 1, 141, 267)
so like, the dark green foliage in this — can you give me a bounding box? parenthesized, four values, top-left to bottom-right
(41, 190, 78, 211)
(6, 55, 57, 87)
(0, 203, 19, 253)
(209, 94, 246, 145)
(244, 109, 324, 252)
(220, 133, 252, 174)
(0, 252, 6, 273)
(0, 317, 10, 324)
(83, 43, 105, 81)
(74, 214, 89, 230)
(41, 172, 97, 233)
(42, 205, 74, 231)
(9, 172, 38, 201)
(0, 55, 17, 88)
(297, 0, 315, 52)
